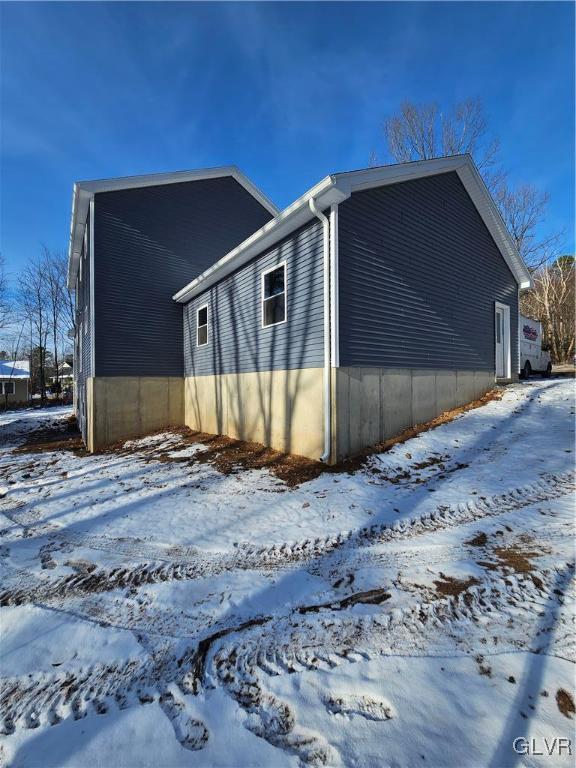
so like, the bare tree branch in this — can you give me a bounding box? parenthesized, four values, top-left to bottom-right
(380, 98, 565, 269)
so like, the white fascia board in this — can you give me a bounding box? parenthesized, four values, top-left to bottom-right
(333, 154, 467, 195)
(455, 160, 531, 289)
(67, 166, 278, 289)
(173, 180, 348, 303)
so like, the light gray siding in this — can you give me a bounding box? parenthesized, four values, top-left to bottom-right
(93, 176, 273, 377)
(338, 171, 518, 371)
(184, 219, 324, 377)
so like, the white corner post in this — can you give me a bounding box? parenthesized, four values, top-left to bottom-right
(309, 198, 332, 462)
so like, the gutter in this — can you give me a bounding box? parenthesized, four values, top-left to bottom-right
(308, 198, 332, 463)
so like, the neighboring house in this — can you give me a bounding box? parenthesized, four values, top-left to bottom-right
(0, 360, 30, 406)
(49, 361, 74, 391)
(69, 155, 530, 461)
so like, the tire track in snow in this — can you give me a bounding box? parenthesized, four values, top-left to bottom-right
(1, 563, 573, 738)
(1, 472, 573, 607)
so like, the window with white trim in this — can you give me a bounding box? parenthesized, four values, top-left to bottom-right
(262, 263, 286, 328)
(197, 305, 208, 346)
(2, 382, 15, 396)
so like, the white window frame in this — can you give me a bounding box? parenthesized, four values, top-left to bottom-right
(3, 381, 15, 396)
(196, 304, 209, 347)
(261, 261, 287, 329)
(494, 301, 511, 379)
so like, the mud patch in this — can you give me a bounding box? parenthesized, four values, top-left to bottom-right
(466, 532, 488, 547)
(13, 416, 85, 455)
(434, 574, 479, 597)
(556, 688, 575, 719)
(493, 546, 543, 574)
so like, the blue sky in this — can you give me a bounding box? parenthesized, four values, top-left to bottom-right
(1, 1, 574, 278)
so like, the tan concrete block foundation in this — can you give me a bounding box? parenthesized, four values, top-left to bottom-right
(184, 368, 325, 461)
(87, 376, 184, 451)
(84, 367, 499, 462)
(333, 367, 496, 461)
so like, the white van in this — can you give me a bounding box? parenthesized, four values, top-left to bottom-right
(519, 314, 552, 378)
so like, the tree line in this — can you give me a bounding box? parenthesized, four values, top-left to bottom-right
(0, 249, 74, 403)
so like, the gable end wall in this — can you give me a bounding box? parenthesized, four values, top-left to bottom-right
(93, 176, 273, 377)
(337, 171, 519, 373)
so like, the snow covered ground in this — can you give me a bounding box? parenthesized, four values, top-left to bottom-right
(0, 379, 574, 768)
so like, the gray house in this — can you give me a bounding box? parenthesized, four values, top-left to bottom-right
(70, 155, 530, 461)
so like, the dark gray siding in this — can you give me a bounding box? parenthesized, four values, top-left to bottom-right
(184, 219, 324, 377)
(338, 171, 518, 371)
(75, 209, 91, 440)
(93, 177, 273, 377)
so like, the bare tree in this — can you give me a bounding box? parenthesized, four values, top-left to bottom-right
(494, 184, 563, 271)
(42, 246, 70, 395)
(377, 99, 563, 269)
(521, 256, 575, 363)
(0, 254, 11, 331)
(18, 257, 50, 404)
(380, 99, 503, 189)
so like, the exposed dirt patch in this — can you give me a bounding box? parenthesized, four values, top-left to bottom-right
(466, 532, 488, 547)
(92, 387, 505, 487)
(434, 574, 479, 597)
(492, 546, 543, 574)
(13, 415, 85, 455)
(189, 433, 323, 487)
(556, 688, 575, 719)
(475, 655, 492, 677)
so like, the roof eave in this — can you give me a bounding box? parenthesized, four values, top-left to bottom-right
(173, 177, 347, 303)
(174, 154, 531, 303)
(66, 166, 279, 290)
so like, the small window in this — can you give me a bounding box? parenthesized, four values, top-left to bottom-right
(197, 305, 208, 346)
(3, 382, 15, 396)
(262, 263, 286, 328)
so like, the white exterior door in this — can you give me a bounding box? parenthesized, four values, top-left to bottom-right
(495, 303, 510, 379)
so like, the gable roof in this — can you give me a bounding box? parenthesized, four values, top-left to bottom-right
(0, 360, 30, 379)
(173, 154, 530, 304)
(67, 166, 279, 288)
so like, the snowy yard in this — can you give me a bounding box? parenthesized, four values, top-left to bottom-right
(0, 379, 574, 768)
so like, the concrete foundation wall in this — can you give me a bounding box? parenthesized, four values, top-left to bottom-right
(184, 368, 324, 460)
(334, 367, 496, 461)
(87, 376, 184, 451)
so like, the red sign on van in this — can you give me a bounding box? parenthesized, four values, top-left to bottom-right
(523, 324, 538, 341)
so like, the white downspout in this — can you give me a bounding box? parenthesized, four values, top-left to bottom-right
(309, 198, 331, 462)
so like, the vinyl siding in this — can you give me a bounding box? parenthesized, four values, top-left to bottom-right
(93, 176, 273, 377)
(75, 209, 91, 440)
(338, 171, 518, 371)
(184, 219, 324, 376)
